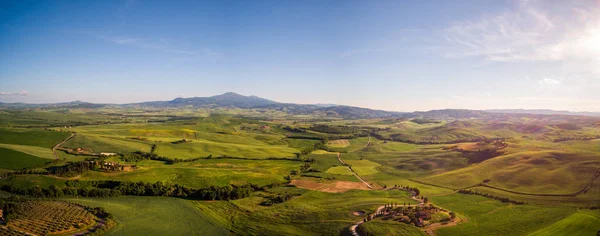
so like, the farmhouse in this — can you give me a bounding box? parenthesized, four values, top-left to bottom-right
(100, 152, 117, 156)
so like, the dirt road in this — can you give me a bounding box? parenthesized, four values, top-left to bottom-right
(336, 153, 374, 189)
(52, 132, 76, 159)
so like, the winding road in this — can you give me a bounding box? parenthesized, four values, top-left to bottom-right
(52, 132, 76, 159)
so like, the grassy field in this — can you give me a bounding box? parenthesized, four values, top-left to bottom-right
(422, 151, 600, 194)
(0, 143, 54, 159)
(77, 158, 299, 188)
(528, 210, 600, 236)
(0, 175, 66, 188)
(65, 196, 230, 236)
(192, 188, 418, 235)
(358, 219, 427, 236)
(0, 128, 70, 148)
(430, 194, 576, 236)
(0, 147, 52, 170)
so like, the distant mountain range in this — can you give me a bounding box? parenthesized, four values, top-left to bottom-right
(1, 92, 599, 119)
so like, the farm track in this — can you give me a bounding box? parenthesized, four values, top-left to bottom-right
(52, 132, 76, 159)
(336, 153, 374, 189)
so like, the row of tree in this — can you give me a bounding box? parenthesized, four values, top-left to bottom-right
(457, 189, 525, 204)
(0, 180, 286, 200)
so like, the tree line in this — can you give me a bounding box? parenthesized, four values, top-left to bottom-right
(0, 180, 286, 201)
(458, 189, 525, 204)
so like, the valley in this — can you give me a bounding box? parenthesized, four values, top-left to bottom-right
(0, 93, 598, 235)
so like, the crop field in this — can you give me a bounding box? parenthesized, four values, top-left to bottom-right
(430, 194, 576, 236)
(8, 201, 98, 235)
(192, 188, 418, 235)
(0, 175, 66, 188)
(422, 151, 600, 194)
(528, 210, 600, 236)
(358, 219, 427, 236)
(0, 128, 70, 148)
(65, 196, 229, 236)
(0, 147, 51, 170)
(77, 158, 300, 188)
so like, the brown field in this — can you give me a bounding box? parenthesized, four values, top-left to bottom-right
(328, 139, 350, 147)
(291, 179, 370, 193)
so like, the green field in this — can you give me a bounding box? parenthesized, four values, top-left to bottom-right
(528, 210, 600, 236)
(65, 196, 230, 236)
(358, 219, 427, 236)
(430, 194, 576, 236)
(77, 158, 299, 188)
(422, 151, 600, 194)
(0, 109, 599, 235)
(0, 147, 52, 170)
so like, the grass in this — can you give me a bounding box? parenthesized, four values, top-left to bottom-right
(0, 128, 70, 148)
(528, 210, 600, 236)
(345, 159, 381, 176)
(325, 166, 354, 176)
(77, 158, 299, 188)
(65, 196, 230, 236)
(192, 188, 418, 235)
(430, 193, 576, 236)
(358, 219, 427, 236)
(0, 175, 66, 188)
(0, 143, 54, 159)
(0, 147, 52, 170)
(422, 151, 600, 194)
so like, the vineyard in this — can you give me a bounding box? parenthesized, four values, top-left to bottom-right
(0, 226, 27, 236)
(8, 201, 98, 235)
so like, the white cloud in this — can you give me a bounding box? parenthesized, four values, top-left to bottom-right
(443, 0, 600, 76)
(0, 91, 28, 96)
(538, 78, 560, 85)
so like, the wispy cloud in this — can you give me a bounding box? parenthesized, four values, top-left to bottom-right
(106, 36, 221, 57)
(0, 91, 28, 96)
(443, 0, 600, 66)
(538, 78, 560, 85)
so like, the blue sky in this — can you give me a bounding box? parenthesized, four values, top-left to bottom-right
(1, 0, 599, 111)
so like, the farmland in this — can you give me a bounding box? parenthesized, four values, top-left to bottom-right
(0, 107, 599, 235)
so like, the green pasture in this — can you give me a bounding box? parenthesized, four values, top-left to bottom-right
(0, 147, 52, 170)
(192, 188, 418, 235)
(65, 196, 229, 236)
(430, 194, 576, 236)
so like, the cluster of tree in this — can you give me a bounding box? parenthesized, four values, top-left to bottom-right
(171, 139, 192, 144)
(0, 195, 25, 224)
(373, 132, 506, 145)
(121, 151, 204, 164)
(410, 118, 441, 124)
(553, 135, 600, 142)
(462, 148, 505, 164)
(398, 185, 421, 196)
(259, 193, 298, 206)
(458, 189, 525, 204)
(0, 180, 285, 201)
(297, 140, 328, 156)
(0, 169, 49, 179)
(46, 159, 104, 177)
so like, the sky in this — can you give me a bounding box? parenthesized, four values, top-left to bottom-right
(1, 0, 599, 112)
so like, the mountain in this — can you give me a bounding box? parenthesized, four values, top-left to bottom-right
(3, 93, 600, 119)
(486, 109, 600, 117)
(132, 92, 279, 108)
